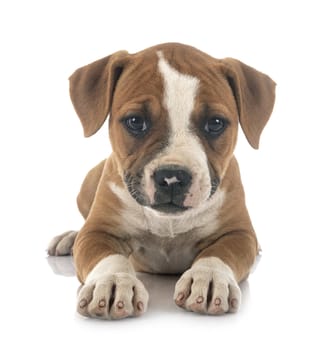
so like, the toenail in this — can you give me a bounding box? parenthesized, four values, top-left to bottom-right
(137, 301, 144, 311)
(176, 293, 185, 302)
(230, 298, 238, 309)
(196, 296, 204, 304)
(79, 299, 87, 308)
(98, 299, 106, 308)
(117, 301, 124, 309)
(214, 297, 221, 306)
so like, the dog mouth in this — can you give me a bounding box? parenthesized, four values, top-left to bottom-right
(124, 170, 220, 214)
(151, 203, 189, 214)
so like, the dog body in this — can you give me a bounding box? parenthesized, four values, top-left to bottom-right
(48, 43, 275, 319)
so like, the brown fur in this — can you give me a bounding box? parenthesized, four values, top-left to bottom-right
(51, 43, 275, 316)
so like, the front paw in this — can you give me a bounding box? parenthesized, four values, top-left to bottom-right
(174, 257, 241, 315)
(77, 272, 149, 320)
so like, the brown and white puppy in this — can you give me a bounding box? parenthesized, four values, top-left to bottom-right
(48, 43, 275, 319)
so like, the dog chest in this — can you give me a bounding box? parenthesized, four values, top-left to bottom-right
(129, 233, 200, 274)
(109, 181, 226, 273)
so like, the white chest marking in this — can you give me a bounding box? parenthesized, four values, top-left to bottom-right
(108, 181, 226, 273)
(109, 181, 225, 238)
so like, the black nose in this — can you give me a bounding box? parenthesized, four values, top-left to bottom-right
(154, 166, 192, 191)
(152, 165, 192, 212)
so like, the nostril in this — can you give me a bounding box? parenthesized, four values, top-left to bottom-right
(154, 171, 169, 187)
(153, 166, 192, 189)
(164, 176, 180, 186)
(161, 178, 171, 187)
(176, 170, 191, 187)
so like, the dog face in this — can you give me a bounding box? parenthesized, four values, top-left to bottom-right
(69, 43, 275, 215)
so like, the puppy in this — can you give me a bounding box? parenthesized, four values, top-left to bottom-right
(48, 43, 275, 319)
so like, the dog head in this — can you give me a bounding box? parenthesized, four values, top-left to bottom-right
(69, 43, 275, 215)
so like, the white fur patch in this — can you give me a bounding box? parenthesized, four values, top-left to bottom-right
(86, 254, 135, 283)
(108, 182, 226, 273)
(174, 257, 241, 313)
(143, 52, 212, 208)
(109, 180, 225, 238)
(157, 51, 199, 135)
(142, 189, 225, 238)
(192, 256, 234, 275)
(109, 181, 148, 232)
(79, 254, 149, 319)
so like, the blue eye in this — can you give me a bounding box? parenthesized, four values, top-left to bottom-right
(124, 115, 149, 136)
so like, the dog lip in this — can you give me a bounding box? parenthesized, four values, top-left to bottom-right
(151, 203, 189, 214)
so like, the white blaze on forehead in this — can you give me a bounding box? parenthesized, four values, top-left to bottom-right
(157, 51, 199, 134)
(155, 51, 212, 208)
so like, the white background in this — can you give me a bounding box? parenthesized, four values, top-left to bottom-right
(1, 0, 332, 348)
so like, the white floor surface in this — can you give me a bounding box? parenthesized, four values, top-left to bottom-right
(1, 1, 333, 349)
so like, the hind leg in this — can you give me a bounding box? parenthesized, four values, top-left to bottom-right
(47, 160, 106, 256)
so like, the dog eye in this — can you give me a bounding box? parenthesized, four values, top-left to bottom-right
(204, 116, 227, 136)
(124, 116, 149, 136)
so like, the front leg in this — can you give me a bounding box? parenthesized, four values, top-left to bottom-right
(174, 257, 241, 314)
(74, 228, 149, 320)
(174, 231, 257, 314)
(77, 255, 149, 320)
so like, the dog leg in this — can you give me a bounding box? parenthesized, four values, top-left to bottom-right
(76, 255, 149, 320)
(174, 231, 257, 314)
(174, 257, 241, 314)
(47, 230, 78, 256)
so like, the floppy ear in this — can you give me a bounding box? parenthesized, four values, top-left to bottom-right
(69, 50, 129, 137)
(221, 58, 276, 149)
